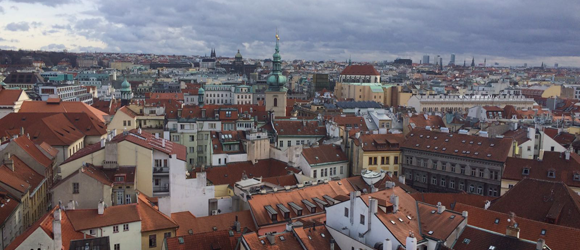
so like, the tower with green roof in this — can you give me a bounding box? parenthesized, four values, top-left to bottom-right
(119, 78, 133, 105)
(265, 32, 288, 118)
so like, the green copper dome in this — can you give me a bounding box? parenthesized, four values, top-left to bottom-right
(235, 50, 242, 59)
(198, 87, 205, 94)
(120, 79, 131, 91)
(266, 34, 287, 91)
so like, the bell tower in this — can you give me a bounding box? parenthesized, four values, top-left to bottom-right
(265, 31, 288, 118)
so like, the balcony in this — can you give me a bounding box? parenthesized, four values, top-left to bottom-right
(153, 185, 170, 196)
(153, 167, 169, 175)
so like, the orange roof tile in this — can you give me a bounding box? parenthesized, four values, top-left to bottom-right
(67, 204, 141, 231)
(14, 135, 54, 168)
(194, 159, 299, 187)
(166, 230, 240, 250)
(302, 144, 347, 165)
(137, 193, 178, 232)
(340, 65, 380, 76)
(0, 88, 25, 106)
(19, 100, 108, 123)
(243, 231, 303, 249)
(172, 210, 256, 236)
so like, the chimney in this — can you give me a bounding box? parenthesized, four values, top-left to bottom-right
(536, 239, 546, 250)
(390, 195, 399, 213)
(330, 239, 336, 250)
(383, 238, 392, 250)
(20, 127, 24, 136)
(406, 232, 417, 250)
(565, 149, 571, 160)
(462, 211, 468, 218)
(53, 208, 63, 250)
(234, 215, 241, 232)
(98, 200, 105, 215)
(138, 128, 142, 134)
(100, 138, 106, 148)
(68, 200, 76, 210)
(3, 153, 14, 171)
(369, 197, 378, 214)
(484, 200, 491, 210)
(266, 233, 276, 245)
(162, 139, 166, 148)
(506, 213, 520, 238)
(385, 181, 395, 189)
(437, 202, 446, 214)
(398, 175, 406, 185)
(155, 133, 160, 139)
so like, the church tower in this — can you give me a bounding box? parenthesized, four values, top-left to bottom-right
(120, 78, 133, 106)
(265, 32, 288, 118)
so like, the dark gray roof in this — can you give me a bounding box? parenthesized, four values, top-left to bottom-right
(336, 101, 382, 109)
(69, 236, 110, 250)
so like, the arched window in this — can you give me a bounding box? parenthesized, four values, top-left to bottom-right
(274, 98, 278, 107)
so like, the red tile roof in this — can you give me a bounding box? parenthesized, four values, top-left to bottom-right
(14, 135, 54, 168)
(9, 155, 45, 192)
(262, 175, 298, 187)
(454, 203, 580, 250)
(293, 225, 341, 250)
(19, 100, 108, 123)
(340, 65, 380, 76)
(5, 206, 87, 250)
(171, 210, 256, 236)
(248, 180, 355, 227)
(243, 231, 303, 249)
(273, 120, 326, 136)
(401, 130, 513, 163)
(351, 133, 404, 151)
(194, 159, 300, 187)
(0, 113, 86, 146)
(0, 191, 20, 227)
(302, 144, 347, 165)
(0, 88, 25, 106)
(453, 225, 538, 250)
(0, 165, 30, 194)
(407, 114, 446, 129)
(410, 192, 495, 210)
(67, 204, 141, 231)
(488, 178, 580, 229)
(137, 193, 178, 232)
(166, 230, 240, 250)
(504, 151, 580, 188)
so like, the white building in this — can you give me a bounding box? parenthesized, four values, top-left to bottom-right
(38, 85, 93, 105)
(204, 84, 234, 105)
(407, 94, 535, 114)
(298, 144, 348, 182)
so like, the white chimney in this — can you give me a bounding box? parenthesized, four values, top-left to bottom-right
(390, 195, 399, 213)
(162, 139, 166, 147)
(100, 138, 106, 148)
(406, 232, 417, 250)
(565, 149, 571, 160)
(369, 197, 378, 214)
(138, 128, 142, 134)
(398, 175, 406, 185)
(98, 200, 104, 215)
(68, 200, 76, 210)
(383, 238, 392, 250)
(437, 202, 446, 214)
(484, 200, 491, 210)
(462, 211, 468, 218)
(53, 208, 63, 250)
(155, 133, 160, 139)
(536, 239, 546, 250)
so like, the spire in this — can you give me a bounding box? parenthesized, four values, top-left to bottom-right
(348, 55, 352, 66)
(471, 57, 475, 67)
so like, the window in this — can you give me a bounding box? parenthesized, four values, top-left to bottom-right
(381, 157, 386, 165)
(273, 98, 278, 107)
(422, 160, 428, 168)
(461, 166, 466, 174)
(189, 135, 195, 141)
(394, 156, 399, 164)
(369, 157, 378, 165)
(164, 232, 171, 238)
(469, 185, 475, 193)
(477, 186, 483, 195)
(440, 178, 446, 187)
(422, 175, 427, 183)
(125, 194, 131, 204)
(128, 121, 131, 126)
(451, 165, 456, 172)
(548, 170, 556, 178)
(113, 225, 119, 233)
(479, 170, 484, 178)
(313, 170, 317, 178)
(431, 176, 437, 185)
(405, 156, 412, 165)
(280, 140, 284, 147)
(459, 182, 465, 191)
(288, 141, 292, 147)
(114, 244, 120, 250)
(449, 180, 455, 189)
(149, 235, 157, 247)
(340, 166, 344, 175)
(344, 207, 349, 217)
(73, 183, 79, 194)
(123, 224, 129, 231)
(508, 184, 514, 189)
(90, 229, 96, 235)
(123, 121, 127, 126)
(551, 146, 555, 151)
(360, 214, 365, 225)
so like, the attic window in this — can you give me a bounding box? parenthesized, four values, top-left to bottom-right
(442, 148, 446, 151)
(548, 170, 556, 178)
(415, 144, 419, 147)
(489, 246, 496, 250)
(426, 146, 430, 148)
(450, 215, 456, 219)
(431, 210, 436, 214)
(445, 139, 449, 142)
(462, 140, 466, 143)
(474, 152, 479, 155)
(410, 134, 414, 137)
(426, 136, 430, 139)
(490, 144, 495, 147)
(398, 218, 404, 222)
(463, 239, 471, 244)
(428, 231, 434, 235)
(470, 141, 473, 144)
(434, 137, 438, 140)
(487, 154, 492, 157)
(260, 240, 265, 245)
(279, 236, 286, 241)
(389, 220, 396, 225)
(574, 173, 580, 181)
(522, 168, 530, 175)
(541, 229, 546, 235)
(478, 142, 482, 145)
(455, 150, 459, 153)
(420, 135, 423, 138)
(407, 215, 412, 220)
(434, 147, 438, 150)
(494, 218, 500, 224)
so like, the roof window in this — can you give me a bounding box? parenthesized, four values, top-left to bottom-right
(522, 167, 530, 175)
(548, 170, 556, 178)
(494, 218, 500, 224)
(574, 173, 580, 181)
(541, 229, 546, 235)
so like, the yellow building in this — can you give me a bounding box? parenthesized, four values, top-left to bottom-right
(349, 133, 405, 176)
(110, 61, 134, 71)
(137, 194, 178, 250)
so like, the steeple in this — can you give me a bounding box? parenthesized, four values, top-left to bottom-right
(266, 30, 287, 91)
(471, 57, 475, 67)
(348, 55, 352, 66)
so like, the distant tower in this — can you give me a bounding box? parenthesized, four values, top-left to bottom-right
(423, 55, 430, 65)
(463, 60, 466, 67)
(265, 31, 288, 118)
(210, 48, 216, 58)
(484, 58, 487, 67)
(198, 87, 205, 106)
(471, 57, 475, 69)
(119, 78, 133, 106)
(449, 54, 456, 66)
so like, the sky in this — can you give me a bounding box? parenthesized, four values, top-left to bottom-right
(0, 0, 579, 66)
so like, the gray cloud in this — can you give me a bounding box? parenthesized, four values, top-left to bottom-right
(10, 6, 18, 10)
(0, 6, 4, 13)
(6, 22, 30, 31)
(51, 0, 580, 64)
(7, 0, 77, 7)
(40, 43, 67, 51)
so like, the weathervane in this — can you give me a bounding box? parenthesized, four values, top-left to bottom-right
(276, 27, 279, 40)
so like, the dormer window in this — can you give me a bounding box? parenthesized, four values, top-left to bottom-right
(574, 173, 580, 181)
(547, 170, 556, 178)
(522, 168, 530, 176)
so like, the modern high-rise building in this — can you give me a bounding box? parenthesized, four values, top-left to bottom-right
(435, 55, 441, 66)
(422, 55, 430, 64)
(449, 54, 456, 66)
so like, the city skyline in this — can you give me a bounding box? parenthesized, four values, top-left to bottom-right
(0, 0, 579, 66)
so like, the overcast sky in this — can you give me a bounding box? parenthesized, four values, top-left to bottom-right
(1, 0, 579, 66)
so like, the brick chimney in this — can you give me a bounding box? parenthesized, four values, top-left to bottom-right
(506, 212, 520, 238)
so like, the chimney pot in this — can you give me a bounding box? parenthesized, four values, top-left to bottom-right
(98, 200, 105, 215)
(536, 238, 546, 250)
(437, 202, 446, 214)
